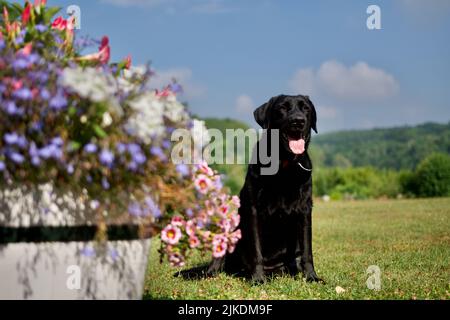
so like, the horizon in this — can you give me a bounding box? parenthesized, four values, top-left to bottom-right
(37, 0, 450, 133)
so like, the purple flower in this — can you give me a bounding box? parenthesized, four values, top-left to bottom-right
(38, 144, 62, 159)
(13, 88, 32, 100)
(127, 161, 138, 171)
(84, 143, 98, 153)
(29, 143, 41, 166)
(116, 143, 126, 154)
(40, 88, 51, 100)
(145, 196, 161, 218)
(162, 139, 171, 149)
(176, 164, 190, 177)
(4, 101, 24, 116)
(128, 202, 142, 217)
(102, 177, 110, 190)
(186, 208, 194, 218)
(99, 149, 115, 167)
(35, 24, 48, 33)
(127, 143, 141, 154)
(12, 58, 29, 70)
(132, 152, 146, 165)
(51, 137, 64, 147)
(4, 133, 19, 145)
(0, 161, 5, 171)
(0, 39, 5, 50)
(67, 164, 74, 175)
(8, 152, 25, 164)
(49, 91, 67, 110)
(169, 82, 183, 94)
(150, 146, 166, 161)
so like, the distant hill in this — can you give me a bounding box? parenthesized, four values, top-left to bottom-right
(311, 122, 450, 170)
(202, 118, 450, 171)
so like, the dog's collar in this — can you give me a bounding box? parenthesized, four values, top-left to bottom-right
(281, 155, 313, 172)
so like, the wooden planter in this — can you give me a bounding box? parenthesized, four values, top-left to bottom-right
(0, 184, 151, 300)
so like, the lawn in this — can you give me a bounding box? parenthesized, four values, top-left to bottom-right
(144, 198, 450, 300)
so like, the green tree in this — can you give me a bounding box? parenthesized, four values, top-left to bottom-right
(414, 153, 450, 197)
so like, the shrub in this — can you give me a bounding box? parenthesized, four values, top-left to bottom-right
(414, 153, 450, 197)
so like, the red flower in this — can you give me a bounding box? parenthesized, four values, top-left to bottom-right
(3, 6, 11, 34)
(51, 16, 67, 31)
(34, 0, 47, 6)
(98, 36, 111, 64)
(125, 55, 132, 69)
(22, 3, 32, 26)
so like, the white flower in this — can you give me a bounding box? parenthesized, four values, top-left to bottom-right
(125, 92, 165, 144)
(61, 67, 123, 116)
(102, 112, 113, 127)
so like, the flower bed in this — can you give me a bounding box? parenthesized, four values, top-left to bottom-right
(0, 1, 240, 268)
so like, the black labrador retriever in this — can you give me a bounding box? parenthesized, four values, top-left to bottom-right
(180, 94, 322, 283)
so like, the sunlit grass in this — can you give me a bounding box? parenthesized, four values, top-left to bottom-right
(144, 198, 450, 300)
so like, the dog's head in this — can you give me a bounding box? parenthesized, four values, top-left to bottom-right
(254, 94, 317, 156)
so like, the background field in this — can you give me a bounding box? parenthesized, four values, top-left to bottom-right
(144, 198, 450, 300)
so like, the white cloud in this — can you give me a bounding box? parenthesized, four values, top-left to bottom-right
(288, 60, 399, 101)
(149, 67, 206, 99)
(235, 94, 255, 114)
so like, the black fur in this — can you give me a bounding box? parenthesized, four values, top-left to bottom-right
(178, 95, 323, 283)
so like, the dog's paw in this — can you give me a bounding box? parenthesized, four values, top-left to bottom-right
(304, 271, 325, 284)
(250, 266, 266, 284)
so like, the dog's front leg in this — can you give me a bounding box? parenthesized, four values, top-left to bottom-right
(298, 208, 323, 283)
(248, 206, 265, 283)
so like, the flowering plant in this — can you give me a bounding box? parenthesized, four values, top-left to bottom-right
(0, 1, 240, 265)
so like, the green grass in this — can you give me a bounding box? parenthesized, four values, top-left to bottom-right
(144, 198, 450, 300)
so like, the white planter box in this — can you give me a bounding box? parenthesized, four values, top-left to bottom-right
(0, 184, 151, 300)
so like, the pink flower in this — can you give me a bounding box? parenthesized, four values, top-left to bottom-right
(230, 212, 240, 229)
(155, 88, 172, 98)
(171, 216, 185, 227)
(227, 229, 242, 253)
(196, 161, 214, 176)
(218, 204, 229, 216)
(168, 252, 185, 267)
(161, 224, 182, 245)
(219, 219, 231, 233)
(212, 236, 228, 258)
(231, 195, 241, 208)
(76, 36, 110, 65)
(213, 234, 227, 245)
(18, 43, 33, 56)
(186, 220, 197, 236)
(194, 174, 213, 195)
(189, 236, 200, 248)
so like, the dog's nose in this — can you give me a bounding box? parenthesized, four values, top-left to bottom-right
(290, 117, 306, 128)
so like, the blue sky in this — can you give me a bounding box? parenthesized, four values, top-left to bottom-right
(46, 0, 450, 132)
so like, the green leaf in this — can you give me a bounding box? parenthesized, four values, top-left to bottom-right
(69, 141, 82, 151)
(43, 6, 61, 24)
(93, 125, 107, 138)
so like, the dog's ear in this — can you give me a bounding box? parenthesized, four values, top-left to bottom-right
(254, 96, 276, 128)
(305, 95, 318, 134)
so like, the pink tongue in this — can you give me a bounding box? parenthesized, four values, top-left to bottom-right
(289, 138, 305, 155)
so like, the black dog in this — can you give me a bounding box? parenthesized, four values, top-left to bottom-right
(181, 95, 322, 283)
